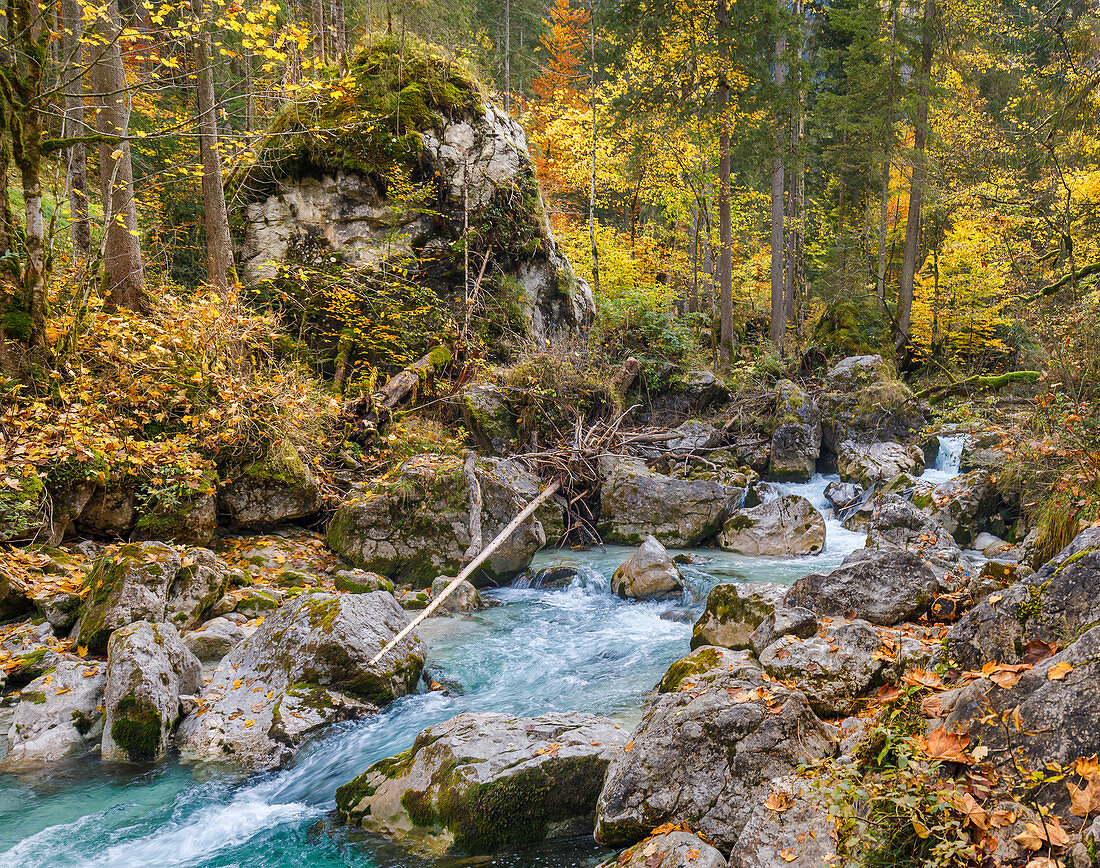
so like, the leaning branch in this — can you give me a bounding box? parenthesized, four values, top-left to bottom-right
(916, 371, 1041, 403)
(1024, 261, 1100, 301)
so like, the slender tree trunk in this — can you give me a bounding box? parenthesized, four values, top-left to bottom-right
(875, 4, 898, 309)
(897, 0, 935, 351)
(769, 34, 787, 349)
(717, 0, 733, 365)
(784, 4, 804, 326)
(0, 103, 17, 268)
(504, 0, 511, 112)
(330, 0, 347, 72)
(89, 0, 146, 310)
(192, 0, 235, 294)
(60, 0, 91, 262)
(312, 0, 327, 65)
(588, 1, 600, 295)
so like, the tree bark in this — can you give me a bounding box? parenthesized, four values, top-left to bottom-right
(330, 0, 347, 72)
(504, 0, 512, 112)
(89, 0, 146, 310)
(589, 0, 600, 295)
(769, 34, 787, 349)
(191, 0, 236, 294)
(312, 0, 327, 65)
(875, 4, 898, 309)
(60, 0, 91, 262)
(717, 0, 734, 365)
(896, 0, 935, 351)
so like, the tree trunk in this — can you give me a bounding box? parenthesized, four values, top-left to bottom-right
(897, 0, 935, 351)
(60, 0, 91, 262)
(330, 0, 347, 72)
(191, 0, 236, 294)
(769, 34, 787, 349)
(504, 0, 511, 112)
(312, 0, 327, 65)
(0, 102, 17, 269)
(89, 0, 146, 310)
(876, 3, 898, 309)
(716, 0, 733, 365)
(588, 1, 600, 295)
(784, 6, 803, 326)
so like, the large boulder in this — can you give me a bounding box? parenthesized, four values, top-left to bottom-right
(336, 711, 628, 855)
(817, 357, 926, 453)
(76, 543, 181, 653)
(837, 440, 925, 487)
(824, 354, 888, 392)
(177, 591, 423, 770)
(455, 383, 519, 455)
(690, 582, 786, 650)
(943, 527, 1100, 669)
(183, 616, 252, 662)
(749, 607, 819, 655)
(785, 549, 938, 625)
(717, 495, 825, 557)
(594, 646, 836, 852)
(101, 621, 202, 762)
(612, 535, 684, 601)
(599, 456, 743, 547)
(328, 454, 562, 587)
(218, 443, 322, 529)
(0, 660, 106, 770)
(236, 42, 593, 346)
(758, 619, 885, 716)
(617, 831, 727, 868)
(865, 495, 964, 576)
(768, 380, 821, 482)
(164, 548, 230, 631)
(728, 776, 838, 868)
(928, 470, 995, 547)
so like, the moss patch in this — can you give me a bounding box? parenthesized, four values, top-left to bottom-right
(109, 694, 163, 761)
(658, 646, 723, 693)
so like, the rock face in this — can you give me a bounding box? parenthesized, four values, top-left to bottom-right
(758, 619, 884, 716)
(938, 623, 1100, 819)
(717, 495, 825, 557)
(164, 548, 229, 631)
(456, 383, 518, 455)
(617, 831, 728, 868)
(837, 440, 925, 486)
(928, 470, 995, 547)
(943, 527, 1100, 669)
(101, 622, 202, 762)
(612, 536, 684, 601)
(785, 549, 938, 625)
(817, 356, 926, 453)
(768, 380, 821, 482)
(749, 607, 819, 655)
(237, 42, 593, 347)
(599, 456, 743, 547)
(0, 570, 33, 622)
(218, 443, 322, 529)
(1, 660, 106, 770)
(337, 712, 628, 855)
(328, 454, 562, 587)
(177, 591, 423, 771)
(690, 582, 786, 650)
(183, 617, 251, 662)
(729, 776, 837, 868)
(865, 495, 964, 575)
(594, 646, 836, 852)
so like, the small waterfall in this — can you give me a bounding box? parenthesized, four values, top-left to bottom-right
(933, 434, 968, 475)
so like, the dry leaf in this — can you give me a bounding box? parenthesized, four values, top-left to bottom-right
(764, 791, 794, 813)
(1048, 661, 1073, 681)
(685, 849, 699, 863)
(779, 849, 797, 862)
(1013, 819, 1069, 851)
(242, 719, 255, 728)
(927, 727, 971, 763)
(1068, 777, 1100, 818)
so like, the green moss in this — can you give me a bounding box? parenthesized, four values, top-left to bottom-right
(109, 694, 163, 761)
(0, 468, 45, 541)
(334, 573, 394, 594)
(335, 770, 378, 818)
(724, 514, 754, 532)
(23, 690, 47, 704)
(1016, 580, 1051, 627)
(76, 551, 134, 653)
(243, 442, 313, 489)
(302, 594, 340, 631)
(658, 646, 722, 693)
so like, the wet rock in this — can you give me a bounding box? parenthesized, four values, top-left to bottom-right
(522, 566, 579, 589)
(0, 660, 106, 770)
(717, 495, 825, 557)
(690, 582, 786, 651)
(758, 619, 884, 716)
(177, 591, 424, 771)
(837, 440, 925, 487)
(329, 454, 562, 587)
(865, 495, 964, 576)
(785, 549, 938, 625)
(101, 621, 202, 762)
(824, 481, 863, 516)
(164, 548, 230, 632)
(943, 527, 1100, 669)
(929, 470, 996, 547)
(336, 711, 627, 855)
(334, 569, 394, 594)
(768, 380, 821, 483)
(750, 607, 819, 655)
(183, 617, 251, 662)
(594, 646, 836, 852)
(76, 543, 181, 653)
(598, 456, 743, 547)
(430, 576, 482, 613)
(612, 536, 684, 601)
(219, 443, 322, 529)
(617, 831, 727, 868)
(729, 776, 838, 868)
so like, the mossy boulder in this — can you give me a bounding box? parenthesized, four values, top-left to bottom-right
(717, 495, 825, 557)
(837, 440, 925, 487)
(164, 548, 230, 630)
(335, 711, 628, 855)
(690, 582, 786, 651)
(132, 487, 217, 547)
(429, 576, 482, 613)
(0, 468, 46, 543)
(177, 591, 424, 771)
(455, 383, 519, 455)
(334, 569, 394, 594)
(767, 380, 821, 483)
(101, 621, 202, 762)
(816, 356, 926, 455)
(218, 443, 322, 530)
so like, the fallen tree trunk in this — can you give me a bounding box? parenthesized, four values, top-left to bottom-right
(916, 370, 1041, 403)
(342, 347, 451, 444)
(1024, 261, 1100, 301)
(370, 478, 562, 666)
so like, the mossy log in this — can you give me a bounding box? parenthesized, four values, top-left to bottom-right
(1023, 261, 1100, 301)
(916, 370, 1041, 403)
(342, 346, 451, 443)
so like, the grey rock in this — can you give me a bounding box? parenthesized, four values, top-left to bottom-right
(691, 582, 787, 651)
(430, 576, 482, 613)
(837, 440, 925, 487)
(336, 711, 628, 855)
(718, 495, 825, 557)
(930, 470, 995, 547)
(218, 443, 322, 529)
(177, 591, 424, 771)
(612, 536, 684, 601)
(824, 481, 863, 516)
(599, 456, 743, 547)
(36, 591, 82, 631)
(77, 484, 137, 537)
(183, 617, 250, 662)
(785, 549, 938, 625)
(665, 421, 724, 453)
(0, 660, 106, 770)
(455, 383, 517, 455)
(334, 570, 395, 594)
(165, 548, 230, 631)
(750, 607, 819, 656)
(768, 380, 821, 483)
(729, 776, 838, 868)
(594, 645, 836, 852)
(825, 355, 886, 391)
(233, 587, 285, 618)
(684, 370, 731, 410)
(101, 621, 202, 762)
(865, 495, 964, 576)
(619, 832, 727, 868)
(759, 619, 884, 716)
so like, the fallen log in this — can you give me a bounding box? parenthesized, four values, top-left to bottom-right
(916, 370, 1041, 403)
(369, 478, 563, 666)
(342, 346, 451, 444)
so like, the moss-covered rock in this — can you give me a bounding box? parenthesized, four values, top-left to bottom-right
(690, 583, 786, 651)
(0, 468, 46, 543)
(334, 570, 394, 594)
(335, 711, 628, 855)
(219, 442, 322, 530)
(717, 495, 825, 557)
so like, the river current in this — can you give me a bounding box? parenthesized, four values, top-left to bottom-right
(0, 438, 966, 867)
